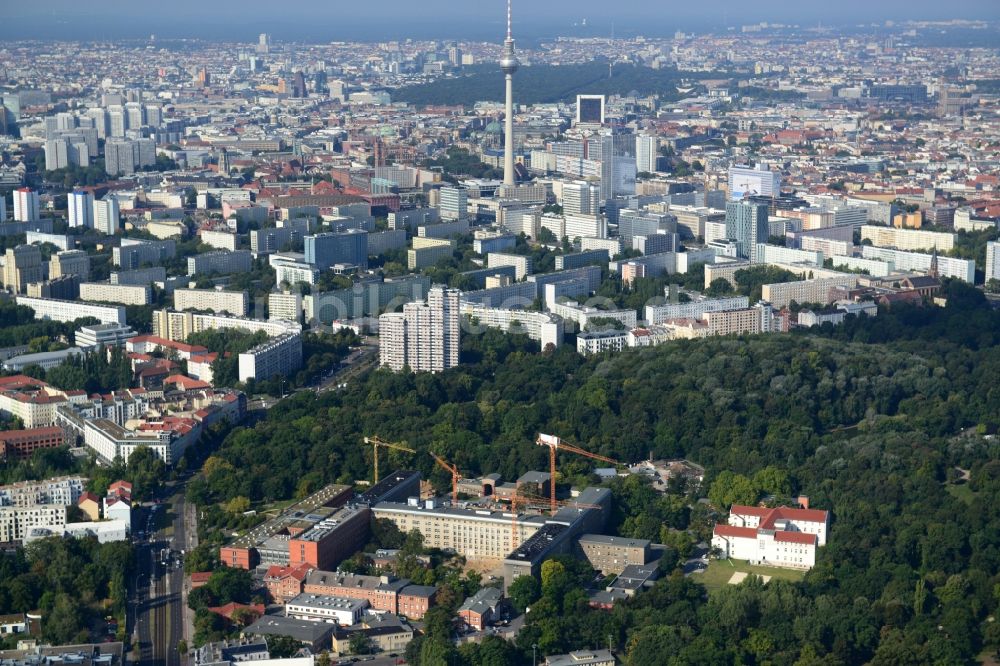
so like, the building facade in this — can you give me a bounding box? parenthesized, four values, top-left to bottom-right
(712, 504, 830, 570)
(79, 283, 151, 306)
(238, 333, 303, 383)
(378, 286, 460, 373)
(725, 200, 770, 263)
(16, 296, 126, 325)
(187, 250, 254, 277)
(174, 289, 250, 317)
(304, 230, 368, 270)
(67, 191, 94, 229)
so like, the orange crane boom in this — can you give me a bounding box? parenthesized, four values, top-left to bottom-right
(363, 436, 415, 483)
(430, 452, 461, 505)
(536, 433, 620, 513)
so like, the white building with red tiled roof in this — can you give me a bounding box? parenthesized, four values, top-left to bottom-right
(712, 504, 830, 570)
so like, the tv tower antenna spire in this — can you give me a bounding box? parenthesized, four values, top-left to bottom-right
(500, 0, 520, 190)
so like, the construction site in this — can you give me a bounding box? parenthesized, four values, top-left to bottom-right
(217, 433, 658, 588)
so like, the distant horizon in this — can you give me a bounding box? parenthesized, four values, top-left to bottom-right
(1, 1, 999, 43)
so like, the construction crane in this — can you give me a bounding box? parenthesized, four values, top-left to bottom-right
(430, 452, 461, 505)
(536, 434, 620, 513)
(509, 484, 603, 550)
(363, 436, 415, 484)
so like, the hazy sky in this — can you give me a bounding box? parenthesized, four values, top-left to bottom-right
(3, 0, 999, 41)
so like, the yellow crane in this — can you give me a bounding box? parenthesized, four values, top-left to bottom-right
(430, 452, 462, 505)
(363, 436, 415, 484)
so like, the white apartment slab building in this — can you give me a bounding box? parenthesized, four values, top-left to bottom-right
(460, 303, 563, 350)
(200, 230, 239, 252)
(174, 289, 250, 317)
(273, 257, 321, 287)
(16, 296, 126, 325)
(549, 301, 637, 330)
(756, 244, 823, 267)
(79, 282, 152, 306)
(861, 225, 955, 252)
(988, 242, 1000, 283)
(761, 276, 860, 309)
(645, 296, 750, 325)
(151, 310, 299, 343)
(860, 246, 975, 283)
(268, 292, 303, 322)
(487, 253, 533, 280)
(238, 333, 304, 383)
(577, 330, 628, 355)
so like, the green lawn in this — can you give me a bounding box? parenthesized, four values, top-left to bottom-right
(699, 559, 806, 593)
(946, 483, 977, 505)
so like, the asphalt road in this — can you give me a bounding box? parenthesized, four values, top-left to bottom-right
(316, 344, 377, 393)
(132, 487, 193, 666)
(247, 344, 377, 412)
(128, 344, 374, 664)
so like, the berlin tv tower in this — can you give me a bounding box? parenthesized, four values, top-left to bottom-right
(500, 0, 520, 189)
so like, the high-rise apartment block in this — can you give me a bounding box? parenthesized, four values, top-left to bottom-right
(379, 286, 460, 373)
(50, 250, 90, 281)
(618, 209, 675, 246)
(44, 137, 70, 170)
(2, 245, 44, 294)
(94, 197, 120, 235)
(636, 135, 658, 173)
(67, 190, 94, 229)
(13, 189, 39, 222)
(439, 187, 469, 221)
(725, 200, 771, 263)
(105, 139, 133, 176)
(562, 182, 601, 217)
(105, 138, 155, 176)
(987, 242, 1000, 284)
(238, 333, 303, 383)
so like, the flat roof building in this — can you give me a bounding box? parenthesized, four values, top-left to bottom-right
(285, 594, 368, 626)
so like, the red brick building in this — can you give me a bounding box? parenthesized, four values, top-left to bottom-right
(303, 571, 436, 620)
(287, 505, 370, 571)
(0, 427, 66, 460)
(264, 562, 313, 603)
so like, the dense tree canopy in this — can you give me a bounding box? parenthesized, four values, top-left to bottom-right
(188, 283, 1000, 663)
(396, 63, 725, 107)
(0, 538, 133, 648)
